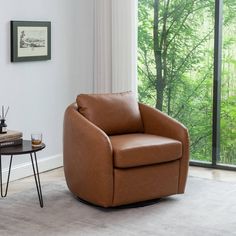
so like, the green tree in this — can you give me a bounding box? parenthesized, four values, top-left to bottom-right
(138, 0, 215, 161)
(220, 1, 236, 164)
(138, 0, 236, 164)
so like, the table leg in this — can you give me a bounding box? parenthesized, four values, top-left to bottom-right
(30, 152, 43, 208)
(0, 155, 13, 198)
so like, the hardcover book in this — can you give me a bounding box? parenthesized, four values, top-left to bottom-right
(0, 138, 23, 148)
(0, 130, 23, 142)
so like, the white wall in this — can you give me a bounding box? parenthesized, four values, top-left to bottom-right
(0, 0, 94, 182)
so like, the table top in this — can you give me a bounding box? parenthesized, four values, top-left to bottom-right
(0, 140, 45, 155)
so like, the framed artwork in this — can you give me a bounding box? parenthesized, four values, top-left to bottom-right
(11, 21, 51, 62)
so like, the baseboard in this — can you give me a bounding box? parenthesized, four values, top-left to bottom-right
(1, 154, 63, 184)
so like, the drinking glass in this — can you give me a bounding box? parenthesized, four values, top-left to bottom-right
(31, 133, 42, 147)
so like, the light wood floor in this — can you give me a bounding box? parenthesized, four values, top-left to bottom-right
(189, 166, 236, 182)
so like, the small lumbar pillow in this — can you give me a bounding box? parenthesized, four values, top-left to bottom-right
(76, 91, 143, 135)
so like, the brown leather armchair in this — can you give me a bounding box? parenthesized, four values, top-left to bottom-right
(63, 92, 189, 207)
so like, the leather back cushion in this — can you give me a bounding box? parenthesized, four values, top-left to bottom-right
(77, 92, 143, 135)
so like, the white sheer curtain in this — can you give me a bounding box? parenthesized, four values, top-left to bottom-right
(93, 0, 138, 94)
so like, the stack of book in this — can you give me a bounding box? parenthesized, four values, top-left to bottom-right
(0, 130, 23, 148)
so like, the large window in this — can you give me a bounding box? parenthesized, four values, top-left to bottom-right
(220, 1, 236, 165)
(138, 0, 236, 169)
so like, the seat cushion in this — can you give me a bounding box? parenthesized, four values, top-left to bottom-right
(76, 91, 143, 135)
(110, 133, 182, 168)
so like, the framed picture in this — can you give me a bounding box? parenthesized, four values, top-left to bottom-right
(11, 21, 51, 62)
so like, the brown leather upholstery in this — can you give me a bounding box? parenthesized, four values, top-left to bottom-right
(139, 103, 190, 193)
(63, 103, 113, 207)
(110, 133, 182, 168)
(63, 92, 190, 207)
(77, 91, 143, 135)
(113, 160, 180, 206)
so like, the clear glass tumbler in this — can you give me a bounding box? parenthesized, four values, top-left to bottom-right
(31, 133, 42, 147)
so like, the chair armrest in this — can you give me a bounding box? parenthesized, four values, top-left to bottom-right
(139, 103, 190, 193)
(63, 103, 113, 207)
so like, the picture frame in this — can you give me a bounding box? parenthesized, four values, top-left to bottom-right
(11, 21, 51, 62)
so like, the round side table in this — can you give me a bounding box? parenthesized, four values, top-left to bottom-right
(0, 140, 45, 207)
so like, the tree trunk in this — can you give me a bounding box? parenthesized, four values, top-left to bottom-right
(167, 87, 171, 115)
(153, 0, 164, 111)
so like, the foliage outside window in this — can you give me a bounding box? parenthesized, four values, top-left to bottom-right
(138, 0, 236, 165)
